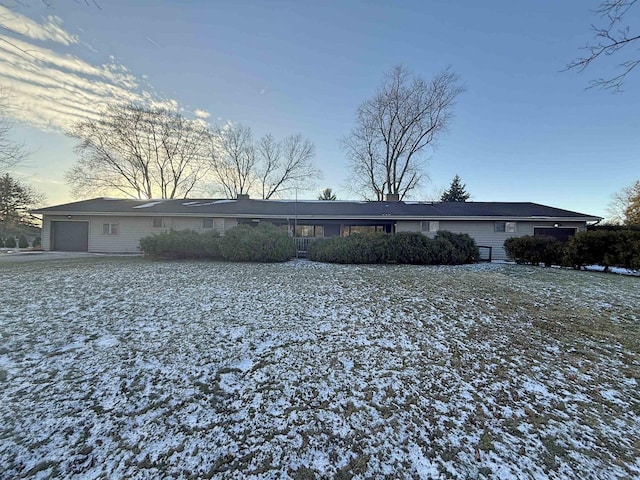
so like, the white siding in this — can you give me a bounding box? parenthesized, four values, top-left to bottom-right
(396, 220, 587, 261)
(42, 215, 238, 253)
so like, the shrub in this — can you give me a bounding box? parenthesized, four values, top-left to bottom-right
(18, 234, 28, 248)
(32, 236, 41, 248)
(434, 231, 480, 264)
(219, 223, 295, 262)
(0, 236, 4, 248)
(504, 235, 564, 267)
(308, 233, 390, 264)
(387, 232, 434, 264)
(309, 230, 479, 265)
(5, 236, 16, 248)
(139, 230, 220, 259)
(564, 230, 640, 271)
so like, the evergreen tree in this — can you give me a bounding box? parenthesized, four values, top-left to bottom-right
(318, 188, 337, 201)
(18, 234, 28, 248)
(440, 175, 470, 202)
(0, 173, 42, 236)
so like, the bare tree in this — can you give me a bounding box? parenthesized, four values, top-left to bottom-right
(344, 65, 463, 200)
(208, 123, 256, 198)
(66, 103, 211, 199)
(568, 0, 640, 91)
(209, 125, 320, 199)
(608, 180, 640, 224)
(257, 133, 318, 199)
(0, 92, 28, 174)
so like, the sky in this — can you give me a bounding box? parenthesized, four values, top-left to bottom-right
(0, 0, 638, 219)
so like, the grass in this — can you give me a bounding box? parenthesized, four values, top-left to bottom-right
(0, 257, 638, 479)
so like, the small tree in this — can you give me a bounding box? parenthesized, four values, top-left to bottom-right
(18, 234, 28, 248)
(318, 188, 337, 201)
(32, 236, 41, 248)
(0, 236, 4, 248)
(5, 236, 16, 248)
(440, 175, 470, 202)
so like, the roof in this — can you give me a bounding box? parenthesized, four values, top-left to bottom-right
(32, 197, 602, 222)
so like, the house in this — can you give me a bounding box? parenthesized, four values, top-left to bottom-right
(31, 195, 602, 261)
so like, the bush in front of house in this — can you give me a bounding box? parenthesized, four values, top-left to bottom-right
(308, 231, 479, 265)
(564, 230, 640, 271)
(504, 235, 565, 267)
(218, 223, 295, 262)
(4, 236, 16, 248)
(308, 232, 390, 264)
(32, 236, 41, 248)
(139, 229, 220, 259)
(0, 236, 4, 248)
(386, 232, 434, 264)
(433, 231, 480, 265)
(18, 234, 28, 248)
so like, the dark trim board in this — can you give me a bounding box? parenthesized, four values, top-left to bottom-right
(52, 221, 89, 251)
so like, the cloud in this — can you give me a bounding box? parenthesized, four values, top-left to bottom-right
(0, 6, 207, 133)
(0, 6, 78, 46)
(194, 109, 210, 119)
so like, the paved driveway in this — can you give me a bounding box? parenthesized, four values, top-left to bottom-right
(0, 251, 141, 263)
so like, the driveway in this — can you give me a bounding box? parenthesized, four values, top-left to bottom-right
(0, 251, 142, 263)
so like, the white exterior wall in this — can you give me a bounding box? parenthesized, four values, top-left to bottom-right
(42, 215, 237, 253)
(396, 220, 587, 261)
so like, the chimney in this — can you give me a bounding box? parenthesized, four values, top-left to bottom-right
(384, 193, 400, 202)
(236, 193, 250, 200)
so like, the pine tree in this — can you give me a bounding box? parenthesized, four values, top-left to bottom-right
(0, 173, 42, 235)
(440, 175, 470, 202)
(318, 188, 337, 201)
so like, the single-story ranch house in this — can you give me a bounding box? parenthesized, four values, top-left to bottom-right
(32, 195, 601, 261)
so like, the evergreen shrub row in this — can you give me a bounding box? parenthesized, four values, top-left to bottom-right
(307, 231, 479, 265)
(0, 235, 41, 249)
(139, 223, 295, 263)
(504, 230, 640, 271)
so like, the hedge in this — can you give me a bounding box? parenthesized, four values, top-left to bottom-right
(218, 223, 295, 262)
(504, 235, 564, 267)
(308, 231, 479, 265)
(504, 230, 640, 271)
(139, 224, 295, 263)
(564, 230, 640, 271)
(139, 229, 221, 260)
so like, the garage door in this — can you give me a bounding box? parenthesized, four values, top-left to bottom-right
(534, 227, 576, 243)
(52, 221, 89, 251)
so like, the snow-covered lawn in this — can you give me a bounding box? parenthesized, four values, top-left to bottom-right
(1, 258, 639, 479)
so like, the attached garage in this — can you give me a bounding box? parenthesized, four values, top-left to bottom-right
(52, 221, 89, 251)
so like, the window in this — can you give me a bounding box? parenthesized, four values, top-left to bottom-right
(421, 221, 439, 232)
(495, 221, 517, 233)
(214, 218, 225, 230)
(152, 218, 164, 228)
(341, 225, 385, 236)
(102, 223, 118, 235)
(202, 218, 213, 229)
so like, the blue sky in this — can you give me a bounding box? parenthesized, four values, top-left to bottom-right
(1, 0, 638, 219)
